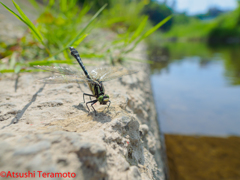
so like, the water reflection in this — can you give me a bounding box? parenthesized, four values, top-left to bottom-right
(150, 43, 240, 86)
(150, 43, 240, 135)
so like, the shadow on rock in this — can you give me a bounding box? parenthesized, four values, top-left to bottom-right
(1, 84, 46, 129)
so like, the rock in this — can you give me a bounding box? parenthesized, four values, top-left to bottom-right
(0, 28, 166, 179)
(75, 141, 107, 180)
(0, 113, 14, 121)
(0, 133, 15, 138)
(36, 134, 61, 143)
(140, 124, 149, 137)
(37, 101, 63, 107)
(14, 141, 51, 155)
(0, 141, 12, 154)
(128, 166, 141, 180)
(25, 154, 43, 168)
(121, 75, 139, 86)
(7, 109, 19, 115)
(62, 84, 74, 89)
(75, 142, 106, 158)
(0, 103, 16, 108)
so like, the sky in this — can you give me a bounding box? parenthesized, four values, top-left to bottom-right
(159, 0, 238, 15)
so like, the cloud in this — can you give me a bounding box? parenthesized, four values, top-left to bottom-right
(162, 0, 238, 15)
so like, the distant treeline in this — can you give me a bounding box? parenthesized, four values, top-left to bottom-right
(77, 0, 173, 31)
(76, 0, 240, 44)
(163, 1, 240, 45)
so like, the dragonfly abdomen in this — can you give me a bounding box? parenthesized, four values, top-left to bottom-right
(69, 47, 91, 80)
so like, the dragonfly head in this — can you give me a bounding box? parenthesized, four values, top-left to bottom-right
(98, 94, 110, 105)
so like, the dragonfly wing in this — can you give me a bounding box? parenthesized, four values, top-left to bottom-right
(34, 65, 78, 75)
(90, 67, 138, 82)
(90, 67, 113, 80)
(37, 75, 97, 84)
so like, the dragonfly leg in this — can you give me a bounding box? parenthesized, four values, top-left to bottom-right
(108, 100, 111, 109)
(91, 100, 98, 115)
(86, 100, 98, 114)
(83, 93, 94, 103)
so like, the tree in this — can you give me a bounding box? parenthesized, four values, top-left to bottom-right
(143, 1, 173, 31)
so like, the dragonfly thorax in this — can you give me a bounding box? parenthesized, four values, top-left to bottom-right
(89, 82, 109, 104)
(89, 81, 105, 97)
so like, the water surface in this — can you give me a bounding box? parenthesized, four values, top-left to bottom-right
(150, 43, 240, 136)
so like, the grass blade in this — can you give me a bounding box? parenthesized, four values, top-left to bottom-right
(72, 34, 89, 47)
(9, 52, 17, 69)
(28, 60, 75, 66)
(60, 0, 67, 12)
(69, 0, 78, 9)
(143, 15, 173, 38)
(52, 4, 108, 57)
(0, 1, 44, 44)
(48, 0, 55, 7)
(29, 0, 39, 9)
(66, 3, 107, 47)
(80, 53, 104, 58)
(14, 65, 21, 73)
(105, 17, 126, 26)
(0, 2, 26, 22)
(78, 4, 91, 20)
(0, 69, 14, 73)
(125, 15, 172, 54)
(128, 16, 148, 43)
(0, 69, 38, 73)
(11, 0, 44, 43)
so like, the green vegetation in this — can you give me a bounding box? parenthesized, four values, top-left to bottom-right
(0, 0, 106, 73)
(143, 1, 173, 31)
(216, 45, 240, 85)
(0, 0, 172, 73)
(207, 7, 240, 44)
(163, 17, 217, 40)
(100, 0, 148, 33)
(164, 3, 240, 44)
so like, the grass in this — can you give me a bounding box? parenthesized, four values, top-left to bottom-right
(164, 18, 218, 40)
(0, 0, 172, 73)
(0, 0, 107, 73)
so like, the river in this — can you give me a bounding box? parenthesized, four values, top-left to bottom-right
(149, 42, 240, 180)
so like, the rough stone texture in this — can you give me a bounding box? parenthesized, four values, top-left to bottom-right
(0, 45, 166, 179)
(0, 2, 166, 179)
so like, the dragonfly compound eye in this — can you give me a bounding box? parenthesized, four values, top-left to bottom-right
(103, 95, 109, 102)
(98, 95, 104, 103)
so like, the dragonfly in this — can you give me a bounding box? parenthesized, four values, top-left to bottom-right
(35, 47, 137, 114)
